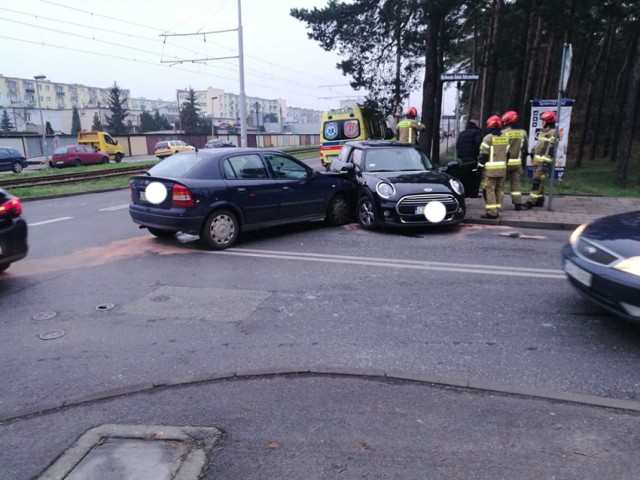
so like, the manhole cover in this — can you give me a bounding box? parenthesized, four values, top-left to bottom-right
(151, 295, 170, 303)
(32, 311, 57, 321)
(39, 330, 65, 340)
(95, 303, 116, 311)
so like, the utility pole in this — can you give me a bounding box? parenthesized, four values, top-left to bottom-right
(160, 0, 247, 146)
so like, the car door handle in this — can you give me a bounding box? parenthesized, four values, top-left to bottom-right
(282, 186, 290, 190)
(236, 187, 246, 192)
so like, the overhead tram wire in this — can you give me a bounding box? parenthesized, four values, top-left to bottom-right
(0, 35, 339, 101)
(35, 0, 355, 90)
(0, 14, 355, 100)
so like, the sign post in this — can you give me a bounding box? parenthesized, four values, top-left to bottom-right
(547, 43, 572, 211)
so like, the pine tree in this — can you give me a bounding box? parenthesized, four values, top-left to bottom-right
(153, 109, 171, 130)
(139, 109, 156, 133)
(91, 112, 104, 131)
(179, 88, 202, 134)
(71, 106, 81, 135)
(105, 82, 129, 135)
(0, 110, 14, 131)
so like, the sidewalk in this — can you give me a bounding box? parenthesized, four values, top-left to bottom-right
(464, 193, 640, 230)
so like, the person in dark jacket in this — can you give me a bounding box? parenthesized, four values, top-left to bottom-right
(456, 119, 483, 161)
(451, 119, 483, 197)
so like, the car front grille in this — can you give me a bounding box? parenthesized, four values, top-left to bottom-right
(575, 237, 620, 266)
(396, 193, 460, 222)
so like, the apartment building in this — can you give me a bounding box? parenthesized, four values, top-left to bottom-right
(0, 74, 322, 134)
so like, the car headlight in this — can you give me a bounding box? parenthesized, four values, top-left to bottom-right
(569, 224, 586, 246)
(449, 178, 464, 196)
(614, 256, 640, 277)
(376, 182, 396, 199)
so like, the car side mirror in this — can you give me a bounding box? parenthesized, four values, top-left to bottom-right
(341, 163, 355, 173)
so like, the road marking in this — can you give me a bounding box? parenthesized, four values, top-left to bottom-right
(99, 204, 129, 212)
(28, 216, 74, 227)
(209, 248, 566, 279)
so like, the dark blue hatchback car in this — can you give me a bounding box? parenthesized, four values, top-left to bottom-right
(562, 211, 640, 322)
(129, 148, 355, 249)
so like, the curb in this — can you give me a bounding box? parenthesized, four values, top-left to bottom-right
(3, 367, 640, 424)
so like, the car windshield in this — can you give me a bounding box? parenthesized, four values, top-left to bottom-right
(54, 147, 67, 154)
(364, 147, 432, 172)
(148, 151, 201, 178)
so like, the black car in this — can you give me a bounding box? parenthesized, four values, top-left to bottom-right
(0, 188, 28, 273)
(129, 148, 355, 249)
(329, 140, 466, 229)
(562, 211, 640, 322)
(0, 147, 29, 174)
(204, 139, 236, 149)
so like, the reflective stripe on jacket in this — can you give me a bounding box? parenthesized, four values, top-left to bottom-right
(533, 126, 554, 164)
(503, 126, 528, 169)
(480, 133, 508, 177)
(397, 119, 425, 144)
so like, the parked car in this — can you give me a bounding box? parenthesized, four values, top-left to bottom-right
(154, 140, 196, 159)
(204, 139, 236, 148)
(562, 211, 640, 322)
(0, 188, 28, 273)
(129, 148, 355, 249)
(50, 144, 110, 167)
(328, 140, 466, 229)
(0, 147, 29, 174)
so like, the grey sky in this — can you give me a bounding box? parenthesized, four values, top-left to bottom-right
(1, 0, 453, 114)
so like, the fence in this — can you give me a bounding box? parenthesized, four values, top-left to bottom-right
(0, 133, 321, 159)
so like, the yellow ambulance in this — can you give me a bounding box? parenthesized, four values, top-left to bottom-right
(319, 106, 389, 170)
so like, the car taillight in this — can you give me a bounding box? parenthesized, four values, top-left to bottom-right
(171, 184, 194, 207)
(0, 197, 22, 216)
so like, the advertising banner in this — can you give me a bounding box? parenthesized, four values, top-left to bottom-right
(528, 99, 574, 179)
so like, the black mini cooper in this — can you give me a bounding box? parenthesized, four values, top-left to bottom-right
(329, 140, 466, 229)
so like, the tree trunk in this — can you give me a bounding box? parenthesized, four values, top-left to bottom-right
(614, 26, 640, 187)
(420, 10, 439, 164)
(520, 13, 542, 124)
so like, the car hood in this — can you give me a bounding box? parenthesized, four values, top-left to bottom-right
(363, 170, 455, 193)
(581, 210, 640, 258)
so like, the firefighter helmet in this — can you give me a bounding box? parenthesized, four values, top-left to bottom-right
(501, 111, 518, 126)
(540, 110, 557, 124)
(485, 115, 502, 129)
(406, 106, 418, 118)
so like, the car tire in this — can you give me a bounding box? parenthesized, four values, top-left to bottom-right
(325, 194, 350, 226)
(11, 162, 23, 174)
(73, 159, 81, 167)
(148, 228, 176, 239)
(200, 209, 239, 250)
(102, 156, 109, 164)
(0, 263, 9, 274)
(115, 153, 123, 163)
(357, 195, 377, 230)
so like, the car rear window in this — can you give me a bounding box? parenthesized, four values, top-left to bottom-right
(155, 142, 168, 149)
(54, 147, 67, 154)
(147, 151, 218, 179)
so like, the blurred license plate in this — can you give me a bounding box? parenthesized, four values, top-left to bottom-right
(415, 206, 425, 214)
(139, 190, 147, 202)
(564, 260, 592, 287)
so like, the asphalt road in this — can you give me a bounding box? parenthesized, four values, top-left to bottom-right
(3, 188, 640, 418)
(2, 182, 640, 478)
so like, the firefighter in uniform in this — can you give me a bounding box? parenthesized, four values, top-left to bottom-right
(525, 110, 556, 209)
(478, 115, 508, 219)
(501, 110, 528, 211)
(396, 107, 425, 144)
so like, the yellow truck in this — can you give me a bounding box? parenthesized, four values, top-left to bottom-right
(77, 131, 125, 163)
